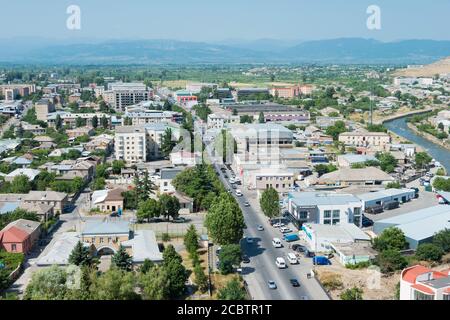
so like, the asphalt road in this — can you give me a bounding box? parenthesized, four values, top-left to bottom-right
(213, 163, 329, 300)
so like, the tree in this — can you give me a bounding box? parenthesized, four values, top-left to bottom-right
(232, 108, 238, 116)
(75, 117, 86, 128)
(386, 181, 402, 189)
(432, 177, 450, 192)
(159, 194, 180, 220)
(55, 114, 63, 130)
(193, 264, 209, 293)
(340, 287, 363, 300)
(183, 224, 199, 255)
(68, 241, 94, 267)
(314, 164, 338, 177)
(92, 115, 98, 129)
(416, 243, 444, 262)
(259, 187, 280, 219)
(217, 277, 246, 300)
(415, 152, 432, 169)
(258, 112, 265, 123)
(112, 160, 125, 174)
(373, 227, 408, 251)
(101, 115, 109, 129)
(136, 198, 160, 222)
(205, 193, 246, 245)
(375, 249, 408, 273)
(433, 229, 450, 253)
(325, 120, 346, 140)
(10, 175, 32, 193)
(139, 259, 155, 274)
(89, 268, 140, 300)
(376, 152, 398, 173)
(139, 265, 169, 299)
(218, 244, 241, 274)
(240, 115, 253, 123)
(111, 246, 133, 271)
(92, 177, 106, 191)
(161, 128, 176, 158)
(24, 265, 68, 300)
(162, 245, 188, 298)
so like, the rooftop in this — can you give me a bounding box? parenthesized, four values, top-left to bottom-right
(318, 167, 395, 183)
(82, 220, 130, 236)
(357, 188, 415, 202)
(289, 191, 361, 206)
(121, 230, 163, 263)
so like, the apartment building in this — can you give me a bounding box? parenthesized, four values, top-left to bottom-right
(338, 131, 391, 147)
(47, 112, 111, 129)
(115, 123, 178, 163)
(400, 265, 450, 300)
(250, 168, 294, 198)
(35, 98, 56, 121)
(0, 84, 35, 98)
(124, 110, 183, 126)
(207, 113, 240, 130)
(270, 85, 301, 99)
(103, 82, 153, 112)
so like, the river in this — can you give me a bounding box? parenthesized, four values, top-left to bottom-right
(384, 116, 450, 174)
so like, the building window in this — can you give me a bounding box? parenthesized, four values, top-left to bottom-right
(414, 291, 434, 300)
(11, 244, 17, 251)
(324, 210, 331, 218)
(324, 219, 331, 225)
(332, 210, 340, 218)
(299, 211, 308, 220)
(443, 294, 450, 301)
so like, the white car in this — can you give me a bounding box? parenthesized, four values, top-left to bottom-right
(246, 237, 254, 244)
(235, 189, 243, 197)
(257, 225, 264, 231)
(280, 227, 292, 234)
(229, 177, 235, 184)
(275, 257, 287, 269)
(272, 238, 282, 248)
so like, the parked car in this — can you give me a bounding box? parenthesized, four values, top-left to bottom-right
(242, 255, 250, 264)
(257, 225, 264, 231)
(244, 201, 250, 207)
(232, 184, 237, 189)
(290, 278, 300, 287)
(384, 200, 400, 210)
(365, 205, 384, 214)
(268, 280, 277, 289)
(361, 215, 374, 227)
(304, 250, 316, 258)
(235, 189, 243, 197)
(287, 252, 299, 264)
(172, 217, 187, 223)
(272, 238, 282, 248)
(283, 233, 299, 242)
(280, 226, 292, 233)
(292, 244, 307, 252)
(246, 237, 254, 244)
(313, 256, 331, 265)
(110, 211, 119, 217)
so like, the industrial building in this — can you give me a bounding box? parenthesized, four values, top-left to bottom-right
(373, 205, 450, 249)
(357, 188, 416, 208)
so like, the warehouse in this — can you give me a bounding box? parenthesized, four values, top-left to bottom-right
(357, 188, 416, 209)
(373, 205, 450, 249)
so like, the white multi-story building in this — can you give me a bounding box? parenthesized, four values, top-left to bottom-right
(206, 113, 239, 130)
(114, 123, 179, 163)
(400, 265, 450, 300)
(338, 131, 391, 147)
(103, 82, 153, 112)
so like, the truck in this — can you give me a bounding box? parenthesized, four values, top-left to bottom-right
(312, 256, 331, 265)
(283, 233, 299, 242)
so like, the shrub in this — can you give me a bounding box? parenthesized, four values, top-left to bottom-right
(161, 233, 171, 242)
(415, 243, 444, 262)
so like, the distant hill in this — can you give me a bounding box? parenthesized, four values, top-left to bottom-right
(0, 38, 449, 65)
(393, 56, 450, 77)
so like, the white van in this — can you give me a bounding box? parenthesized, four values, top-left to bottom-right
(287, 252, 298, 264)
(275, 257, 287, 269)
(272, 238, 282, 248)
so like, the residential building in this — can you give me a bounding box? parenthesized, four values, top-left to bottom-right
(22, 191, 68, 214)
(0, 219, 41, 254)
(20, 123, 46, 135)
(91, 188, 124, 213)
(207, 113, 239, 130)
(0, 84, 35, 98)
(400, 265, 450, 300)
(103, 82, 153, 112)
(170, 151, 202, 167)
(124, 110, 183, 126)
(160, 168, 183, 194)
(270, 85, 301, 99)
(249, 168, 294, 197)
(47, 112, 111, 129)
(338, 131, 391, 147)
(84, 134, 114, 153)
(287, 191, 364, 228)
(35, 98, 56, 121)
(373, 205, 450, 249)
(66, 127, 94, 139)
(5, 168, 40, 182)
(337, 154, 378, 168)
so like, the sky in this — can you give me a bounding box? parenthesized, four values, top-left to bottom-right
(1, 0, 449, 43)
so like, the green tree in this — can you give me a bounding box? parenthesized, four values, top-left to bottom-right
(258, 112, 265, 123)
(139, 265, 169, 299)
(376, 152, 398, 173)
(92, 115, 98, 129)
(111, 246, 133, 271)
(90, 268, 140, 300)
(24, 265, 68, 300)
(161, 128, 176, 158)
(415, 152, 432, 169)
(240, 115, 253, 123)
(218, 244, 241, 275)
(432, 177, 450, 192)
(375, 249, 408, 273)
(373, 227, 408, 251)
(325, 120, 346, 140)
(205, 193, 246, 245)
(162, 245, 188, 298)
(259, 187, 280, 219)
(193, 264, 209, 293)
(184, 224, 199, 255)
(139, 259, 155, 274)
(415, 243, 444, 262)
(433, 229, 450, 253)
(101, 115, 109, 129)
(68, 241, 94, 267)
(55, 114, 63, 130)
(112, 160, 125, 174)
(386, 181, 402, 189)
(75, 117, 86, 128)
(136, 198, 160, 222)
(314, 164, 338, 177)
(340, 287, 363, 300)
(10, 175, 32, 193)
(217, 277, 246, 300)
(159, 194, 180, 220)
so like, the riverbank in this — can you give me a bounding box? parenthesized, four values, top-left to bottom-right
(378, 107, 436, 125)
(406, 122, 450, 151)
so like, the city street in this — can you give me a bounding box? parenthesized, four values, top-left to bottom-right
(213, 163, 330, 300)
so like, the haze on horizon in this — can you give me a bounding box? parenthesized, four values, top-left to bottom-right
(0, 0, 449, 43)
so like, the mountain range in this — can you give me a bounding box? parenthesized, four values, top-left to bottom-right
(0, 38, 449, 65)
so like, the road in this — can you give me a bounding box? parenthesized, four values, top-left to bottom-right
(213, 163, 330, 300)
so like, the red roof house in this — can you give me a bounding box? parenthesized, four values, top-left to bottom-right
(0, 219, 41, 254)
